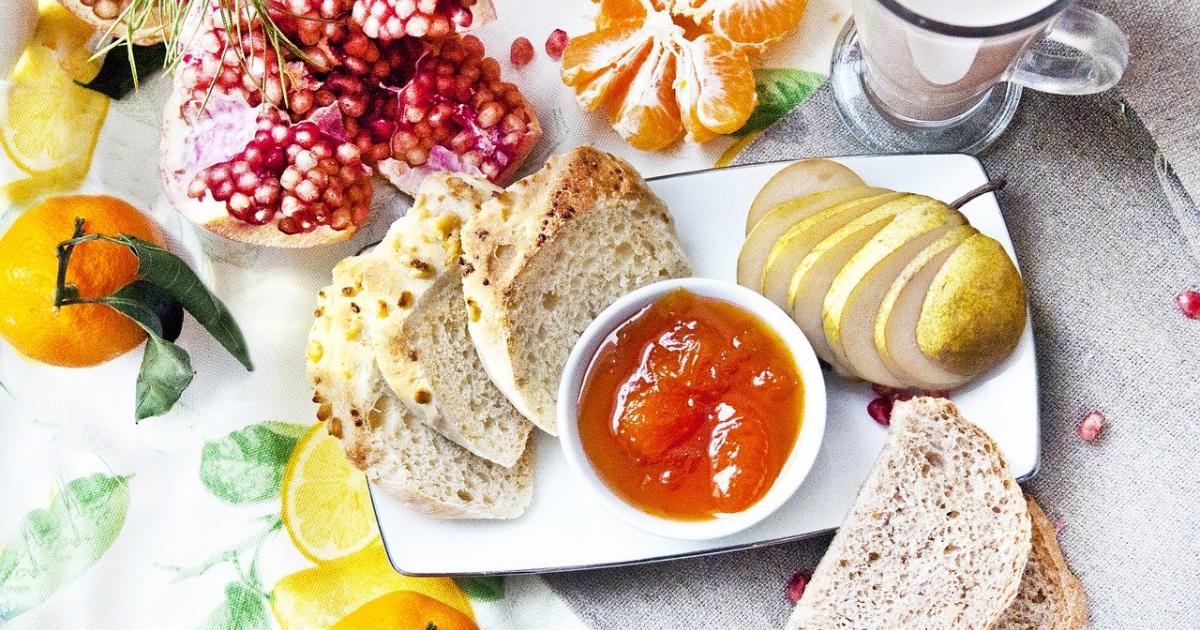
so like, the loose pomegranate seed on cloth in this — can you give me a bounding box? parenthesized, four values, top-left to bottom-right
(1176, 289, 1200, 319)
(867, 396, 893, 427)
(511, 36, 535, 67)
(786, 571, 811, 605)
(545, 28, 569, 59)
(1077, 410, 1105, 443)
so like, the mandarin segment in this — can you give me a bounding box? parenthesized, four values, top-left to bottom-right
(606, 43, 684, 150)
(691, 33, 757, 134)
(565, 0, 806, 149)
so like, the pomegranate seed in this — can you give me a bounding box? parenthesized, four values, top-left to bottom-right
(785, 571, 811, 605)
(867, 396, 893, 427)
(510, 37, 534, 67)
(1176, 289, 1200, 319)
(1077, 410, 1104, 443)
(545, 29, 569, 60)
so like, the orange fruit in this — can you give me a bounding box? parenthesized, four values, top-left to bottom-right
(329, 591, 478, 630)
(0, 195, 164, 367)
(561, 0, 807, 149)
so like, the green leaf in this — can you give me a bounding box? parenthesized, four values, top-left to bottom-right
(116, 235, 253, 370)
(99, 281, 195, 420)
(135, 334, 194, 420)
(200, 582, 269, 630)
(0, 474, 131, 620)
(733, 68, 826, 137)
(79, 44, 167, 100)
(454, 576, 505, 602)
(199, 423, 306, 504)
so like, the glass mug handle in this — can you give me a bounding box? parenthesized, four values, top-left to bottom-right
(1008, 5, 1129, 95)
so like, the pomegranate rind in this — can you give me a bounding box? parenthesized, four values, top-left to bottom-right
(160, 83, 361, 248)
(58, 0, 168, 45)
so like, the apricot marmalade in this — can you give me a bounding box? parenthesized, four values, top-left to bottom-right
(577, 289, 804, 520)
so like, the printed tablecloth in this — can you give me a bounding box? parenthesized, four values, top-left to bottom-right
(3, 0, 1199, 628)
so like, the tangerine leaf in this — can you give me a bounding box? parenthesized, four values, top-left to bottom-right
(135, 334, 194, 421)
(115, 235, 253, 370)
(0, 474, 130, 620)
(733, 68, 825, 137)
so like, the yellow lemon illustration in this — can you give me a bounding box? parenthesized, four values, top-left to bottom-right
(281, 422, 378, 562)
(271, 542, 474, 630)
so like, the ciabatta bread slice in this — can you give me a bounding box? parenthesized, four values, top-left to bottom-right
(306, 256, 533, 519)
(357, 174, 533, 467)
(459, 146, 692, 434)
(992, 495, 1088, 629)
(787, 397, 1031, 630)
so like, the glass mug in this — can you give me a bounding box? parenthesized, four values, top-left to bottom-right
(829, 0, 1130, 153)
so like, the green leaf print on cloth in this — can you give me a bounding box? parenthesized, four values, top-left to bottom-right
(201, 582, 271, 630)
(200, 422, 306, 504)
(734, 68, 826, 137)
(455, 576, 505, 602)
(0, 473, 131, 620)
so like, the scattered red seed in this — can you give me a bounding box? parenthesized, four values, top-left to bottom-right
(1176, 289, 1200, 319)
(867, 396, 893, 427)
(510, 36, 534, 67)
(1077, 410, 1104, 443)
(545, 29, 569, 60)
(1054, 516, 1068, 536)
(786, 571, 811, 605)
(866, 385, 952, 426)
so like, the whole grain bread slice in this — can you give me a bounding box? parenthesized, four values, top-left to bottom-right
(459, 146, 692, 434)
(787, 397, 1031, 630)
(991, 495, 1088, 629)
(356, 174, 533, 467)
(306, 255, 533, 519)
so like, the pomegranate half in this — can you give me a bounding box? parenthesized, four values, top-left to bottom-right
(160, 3, 539, 248)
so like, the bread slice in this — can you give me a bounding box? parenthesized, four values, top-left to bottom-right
(357, 174, 533, 467)
(306, 255, 533, 519)
(787, 397, 1031, 630)
(459, 146, 692, 434)
(992, 495, 1088, 629)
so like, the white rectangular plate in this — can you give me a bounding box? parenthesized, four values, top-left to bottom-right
(373, 153, 1039, 576)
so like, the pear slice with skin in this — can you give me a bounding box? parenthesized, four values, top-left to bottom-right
(745, 159, 866, 233)
(738, 186, 889, 291)
(876, 233, 1027, 390)
(786, 195, 943, 370)
(760, 192, 908, 308)
(828, 222, 976, 387)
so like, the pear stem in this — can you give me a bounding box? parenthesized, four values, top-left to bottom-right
(950, 179, 1006, 209)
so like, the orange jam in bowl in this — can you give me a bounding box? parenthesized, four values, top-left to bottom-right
(576, 288, 805, 520)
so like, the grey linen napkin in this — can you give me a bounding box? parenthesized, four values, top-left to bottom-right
(545, 81, 1200, 629)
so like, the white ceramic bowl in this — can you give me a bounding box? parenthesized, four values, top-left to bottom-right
(557, 277, 827, 540)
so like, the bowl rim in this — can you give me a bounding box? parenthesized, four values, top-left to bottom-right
(556, 277, 828, 540)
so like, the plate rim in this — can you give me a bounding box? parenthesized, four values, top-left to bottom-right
(373, 152, 1040, 577)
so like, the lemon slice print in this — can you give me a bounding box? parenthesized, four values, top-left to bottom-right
(1, 45, 107, 177)
(281, 422, 378, 562)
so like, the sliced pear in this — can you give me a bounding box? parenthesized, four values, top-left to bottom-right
(786, 195, 943, 370)
(759, 192, 908, 308)
(745, 159, 866, 233)
(737, 186, 889, 291)
(876, 233, 1027, 390)
(828, 223, 976, 387)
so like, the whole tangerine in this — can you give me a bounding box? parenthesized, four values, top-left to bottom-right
(0, 195, 165, 367)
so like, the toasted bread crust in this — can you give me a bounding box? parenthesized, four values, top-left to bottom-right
(459, 146, 676, 433)
(789, 397, 1031, 630)
(991, 495, 1089, 630)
